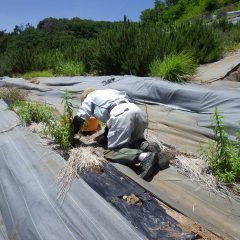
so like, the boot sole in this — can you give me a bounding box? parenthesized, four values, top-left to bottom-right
(140, 154, 158, 180)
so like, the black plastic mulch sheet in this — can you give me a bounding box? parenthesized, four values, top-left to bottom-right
(81, 164, 195, 240)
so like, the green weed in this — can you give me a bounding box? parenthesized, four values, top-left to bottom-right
(47, 91, 74, 150)
(13, 101, 54, 125)
(201, 108, 240, 183)
(149, 52, 197, 82)
(9, 90, 75, 150)
(54, 60, 85, 76)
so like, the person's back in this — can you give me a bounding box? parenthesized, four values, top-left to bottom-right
(78, 89, 128, 123)
(73, 88, 168, 180)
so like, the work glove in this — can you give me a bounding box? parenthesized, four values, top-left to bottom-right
(72, 115, 85, 134)
(103, 126, 109, 137)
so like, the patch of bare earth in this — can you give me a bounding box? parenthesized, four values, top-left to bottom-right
(160, 201, 223, 240)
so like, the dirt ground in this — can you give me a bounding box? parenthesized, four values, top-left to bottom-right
(160, 201, 223, 240)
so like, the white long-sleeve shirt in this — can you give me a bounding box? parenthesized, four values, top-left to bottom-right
(77, 89, 146, 148)
(77, 89, 128, 123)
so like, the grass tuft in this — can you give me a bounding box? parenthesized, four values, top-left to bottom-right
(149, 52, 197, 82)
(54, 60, 85, 76)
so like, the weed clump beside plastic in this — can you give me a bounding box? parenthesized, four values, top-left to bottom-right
(47, 91, 74, 150)
(201, 108, 240, 183)
(13, 101, 54, 124)
(7, 89, 75, 151)
(149, 52, 197, 82)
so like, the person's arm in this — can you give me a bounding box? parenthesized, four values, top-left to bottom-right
(73, 94, 94, 134)
(76, 94, 93, 120)
(72, 115, 85, 134)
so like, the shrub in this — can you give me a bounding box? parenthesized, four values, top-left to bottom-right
(59, 39, 97, 73)
(149, 52, 197, 82)
(201, 108, 240, 183)
(204, 0, 220, 12)
(94, 23, 140, 75)
(0, 55, 12, 76)
(6, 49, 35, 74)
(173, 20, 224, 63)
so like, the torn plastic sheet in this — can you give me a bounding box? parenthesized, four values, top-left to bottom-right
(81, 164, 195, 240)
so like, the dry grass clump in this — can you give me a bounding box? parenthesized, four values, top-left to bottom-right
(175, 155, 218, 192)
(175, 154, 240, 199)
(57, 146, 106, 200)
(146, 130, 239, 198)
(0, 87, 28, 104)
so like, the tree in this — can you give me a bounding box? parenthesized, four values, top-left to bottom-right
(165, 0, 180, 7)
(13, 24, 25, 35)
(204, 0, 220, 12)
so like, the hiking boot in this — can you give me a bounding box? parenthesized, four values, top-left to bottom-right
(146, 142, 161, 154)
(139, 152, 158, 180)
(145, 142, 169, 169)
(158, 151, 172, 169)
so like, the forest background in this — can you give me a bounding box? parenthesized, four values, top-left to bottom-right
(0, 0, 240, 80)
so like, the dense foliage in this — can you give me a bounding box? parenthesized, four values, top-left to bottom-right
(0, 0, 240, 79)
(140, 0, 240, 24)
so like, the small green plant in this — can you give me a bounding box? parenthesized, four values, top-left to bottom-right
(54, 60, 85, 76)
(47, 91, 74, 150)
(201, 108, 240, 183)
(149, 52, 197, 82)
(13, 101, 54, 125)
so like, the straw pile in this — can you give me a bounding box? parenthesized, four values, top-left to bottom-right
(57, 132, 106, 200)
(57, 147, 105, 200)
(146, 130, 239, 199)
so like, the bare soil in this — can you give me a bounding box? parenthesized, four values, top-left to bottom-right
(160, 201, 223, 240)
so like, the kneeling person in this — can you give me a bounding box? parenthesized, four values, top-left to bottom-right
(73, 88, 159, 180)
